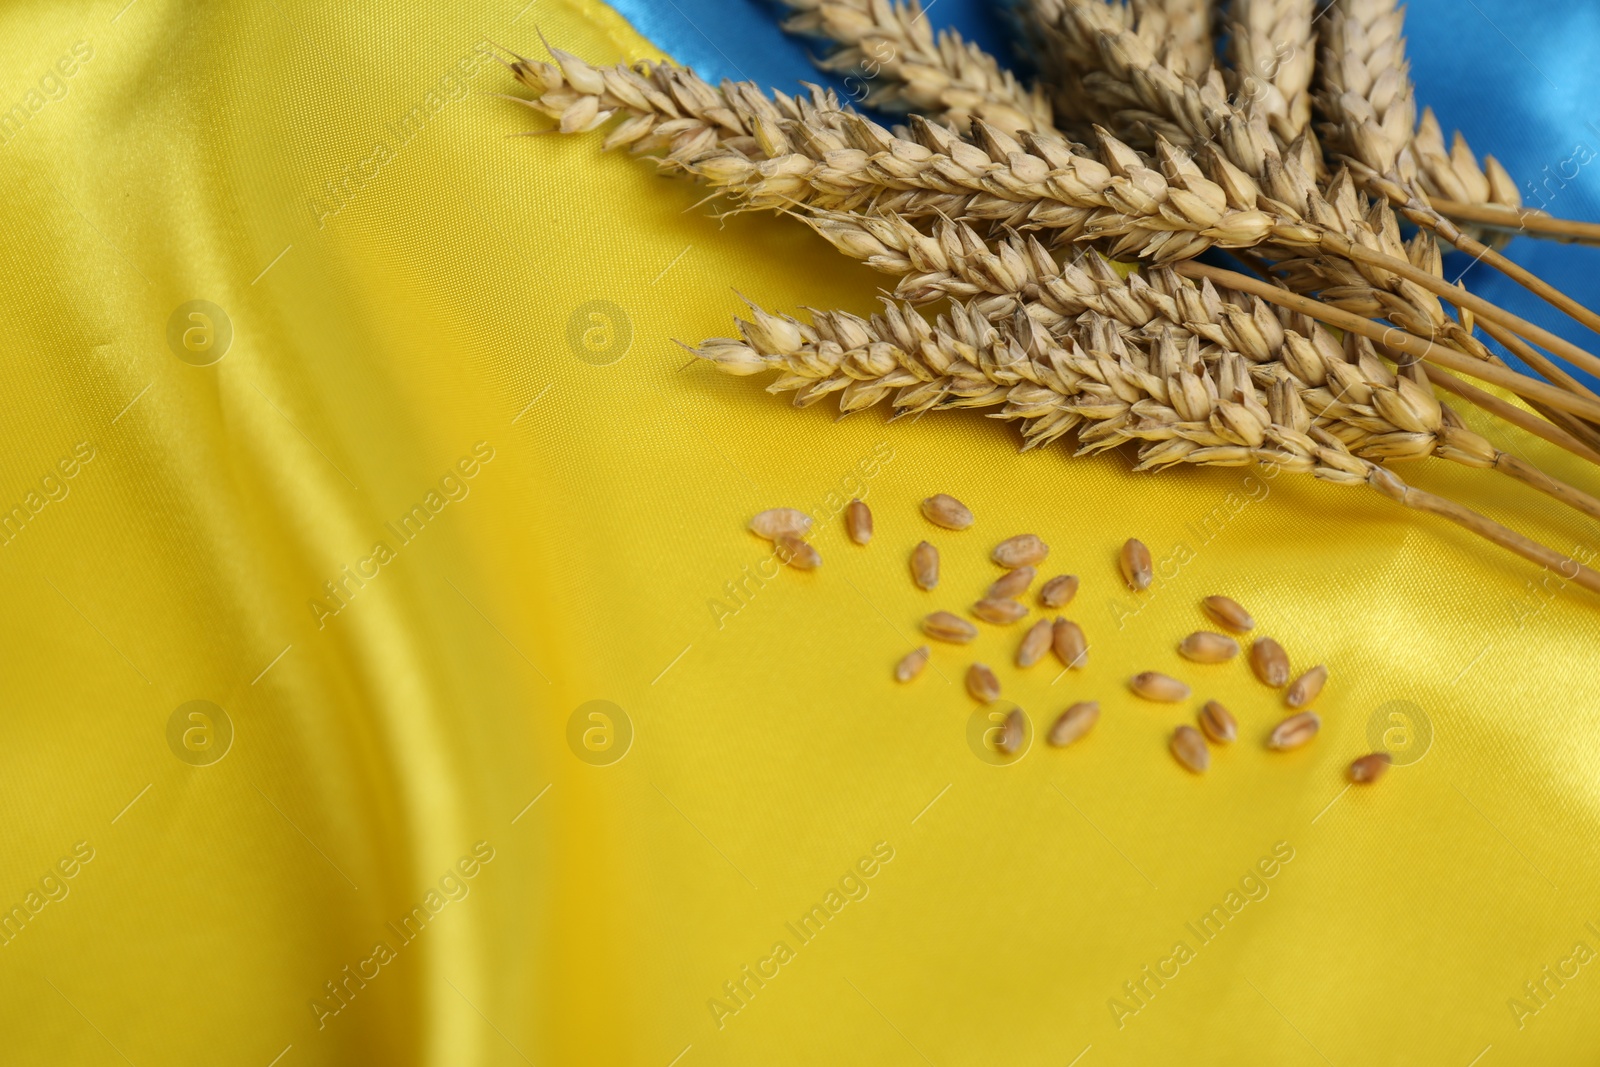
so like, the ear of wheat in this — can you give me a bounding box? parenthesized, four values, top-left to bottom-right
(504, 3, 1600, 596)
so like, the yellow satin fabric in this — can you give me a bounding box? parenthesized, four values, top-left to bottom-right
(2, 0, 1599, 1063)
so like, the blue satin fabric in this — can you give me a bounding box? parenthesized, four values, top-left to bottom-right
(606, 0, 1600, 386)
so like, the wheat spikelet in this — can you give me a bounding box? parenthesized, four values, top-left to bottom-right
(695, 249, 1499, 473)
(692, 275, 1600, 568)
(1137, 0, 1214, 82)
(1315, 0, 1520, 215)
(777, 0, 1053, 134)
(507, 50, 859, 167)
(1228, 0, 1316, 142)
(1018, 0, 1235, 148)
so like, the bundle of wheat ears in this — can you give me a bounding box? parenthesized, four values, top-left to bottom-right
(507, 0, 1600, 594)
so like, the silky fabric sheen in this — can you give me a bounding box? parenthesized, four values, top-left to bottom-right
(1, 1, 1599, 1065)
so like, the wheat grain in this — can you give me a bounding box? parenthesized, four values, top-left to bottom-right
(750, 508, 813, 538)
(1348, 752, 1392, 782)
(993, 534, 1050, 567)
(996, 707, 1026, 755)
(967, 662, 1002, 702)
(896, 645, 931, 681)
(1170, 724, 1211, 772)
(1017, 617, 1055, 667)
(1131, 671, 1190, 702)
(922, 493, 974, 529)
(973, 597, 1029, 624)
(1267, 711, 1321, 750)
(1179, 631, 1241, 663)
(1198, 700, 1238, 744)
(989, 566, 1036, 599)
(924, 610, 977, 642)
(1048, 701, 1100, 746)
(776, 533, 822, 569)
(1039, 574, 1079, 607)
(911, 540, 940, 589)
(1285, 664, 1328, 707)
(1052, 618, 1088, 669)
(1249, 637, 1290, 686)
(845, 498, 874, 544)
(1202, 595, 1255, 632)
(1120, 538, 1153, 590)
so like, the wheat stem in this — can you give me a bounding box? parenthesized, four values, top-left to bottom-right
(1323, 235, 1600, 384)
(1365, 467, 1600, 594)
(1421, 365, 1600, 467)
(1472, 320, 1600, 461)
(1173, 262, 1600, 425)
(1351, 164, 1600, 343)
(1430, 200, 1600, 247)
(1490, 452, 1600, 524)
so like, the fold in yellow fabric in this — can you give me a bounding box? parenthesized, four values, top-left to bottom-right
(1, 0, 1598, 1063)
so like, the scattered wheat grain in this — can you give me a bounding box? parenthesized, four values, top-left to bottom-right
(775, 533, 821, 570)
(1017, 618, 1054, 668)
(1267, 711, 1321, 750)
(1249, 637, 1290, 687)
(1120, 538, 1153, 590)
(996, 707, 1025, 756)
(1198, 700, 1238, 744)
(1285, 665, 1327, 708)
(1038, 574, 1079, 608)
(972, 597, 1028, 624)
(1348, 752, 1392, 783)
(993, 534, 1049, 568)
(1202, 595, 1256, 632)
(1048, 701, 1100, 746)
(845, 499, 873, 544)
(1131, 671, 1191, 702)
(923, 611, 978, 643)
(1179, 631, 1241, 663)
(1171, 724, 1210, 773)
(922, 494, 974, 530)
(910, 541, 940, 590)
(749, 508, 812, 539)
(895, 646, 930, 682)
(967, 663, 1001, 703)
(1052, 618, 1088, 668)
(988, 566, 1036, 599)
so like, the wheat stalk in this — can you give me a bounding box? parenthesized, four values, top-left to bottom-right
(1003, 6, 1600, 375)
(512, 51, 1571, 397)
(690, 284, 1600, 584)
(984, 10, 1518, 380)
(776, 0, 1053, 134)
(513, 44, 1600, 393)
(502, 23, 1600, 595)
(794, 205, 1600, 440)
(1421, 200, 1600, 248)
(698, 240, 1600, 512)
